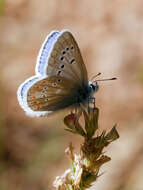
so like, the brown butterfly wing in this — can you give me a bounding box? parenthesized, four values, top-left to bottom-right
(27, 76, 81, 111)
(45, 31, 88, 86)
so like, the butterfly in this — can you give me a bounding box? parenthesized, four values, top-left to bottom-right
(17, 30, 102, 117)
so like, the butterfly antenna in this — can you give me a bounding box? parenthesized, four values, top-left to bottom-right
(90, 72, 101, 81)
(94, 77, 117, 82)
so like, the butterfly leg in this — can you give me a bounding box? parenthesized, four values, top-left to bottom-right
(88, 97, 96, 111)
(72, 106, 80, 118)
(75, 107, 78, 115)
(92, 97, 96, 108)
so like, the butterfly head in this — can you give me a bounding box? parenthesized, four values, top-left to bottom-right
(89, 72, 117, 95)
(89, 81, 99, 94)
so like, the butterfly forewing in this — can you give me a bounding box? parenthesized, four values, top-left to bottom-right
(38, 30, 88, 86)
(36, 31, 60, 76)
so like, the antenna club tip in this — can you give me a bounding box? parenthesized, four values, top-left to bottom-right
(111, 77, 117, 80)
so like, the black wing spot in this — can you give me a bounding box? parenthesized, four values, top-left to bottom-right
(66, 47, 69, 51)
(42, 90, 46, 93)
(41, 93, 48, 98)
(62, 50, 66, 55)
(70, 58, 75, 64)
(43, 87, 48, 90)
(60, 64, 64, 69)
(57, 70, 61, 75)
(57, 79, 62, 82)
(71, 45, 74, 50)
(52, 83, 57, 87)
(60, 56, 64, 61)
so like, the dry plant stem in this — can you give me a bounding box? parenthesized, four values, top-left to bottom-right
(53, 107, 119, 190)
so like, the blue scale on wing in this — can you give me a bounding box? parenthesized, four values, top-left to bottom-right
(19, 77, 39, 102)
(37, 31, 60, 75)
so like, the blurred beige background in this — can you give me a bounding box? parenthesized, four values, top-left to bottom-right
(0, 0, 143, 190)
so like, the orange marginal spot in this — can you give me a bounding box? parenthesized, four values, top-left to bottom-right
(41, 80, 46, 84)
(32, 96, 36, 99)
(33, 101, 37, 104)
(34, 85, 40, 89)
(36, 105, 40, 110)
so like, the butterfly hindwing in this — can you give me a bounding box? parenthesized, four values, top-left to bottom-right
(17, 76, 52, 117)
(26, 76, 80, 112)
